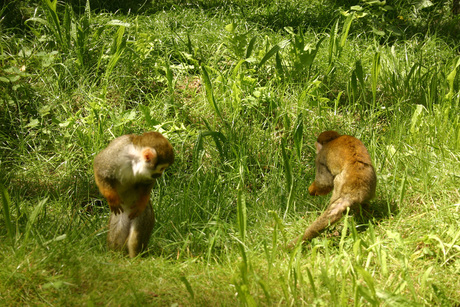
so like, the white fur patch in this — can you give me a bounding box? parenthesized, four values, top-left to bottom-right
(117, 145, 153, 184)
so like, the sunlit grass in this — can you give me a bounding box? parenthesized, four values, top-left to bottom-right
(0, 0, 459, 305)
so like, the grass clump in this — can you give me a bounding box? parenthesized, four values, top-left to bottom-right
(1, 0, 459, 305)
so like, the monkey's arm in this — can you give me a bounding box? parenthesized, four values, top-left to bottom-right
(128, 183, 154, 219)
(94, 175, 123, 215)
(309, 162, 334, 195)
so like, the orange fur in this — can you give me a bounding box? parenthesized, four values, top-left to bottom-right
(308, 181, 333, 196)
(94, 176, 123, 214)
(94, 131, 174, 257)
(288, 131, 376, 248)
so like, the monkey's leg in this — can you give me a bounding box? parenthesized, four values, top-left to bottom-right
(107, 213, 130, 252)
(288, 198, 351, 249)
(126, 226, 141, 258)
(127, 203, 155, 258)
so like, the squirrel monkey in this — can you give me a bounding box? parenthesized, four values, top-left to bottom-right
(94, 131, 174, 257)
(289, 131, 376, 248)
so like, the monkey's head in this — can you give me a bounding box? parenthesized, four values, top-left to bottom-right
(132, 132, 175, 181)
(315, 130, 340, 153)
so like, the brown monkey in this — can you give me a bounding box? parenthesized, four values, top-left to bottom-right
(288, 131, 376, 248)
(94, 132, 174, 257)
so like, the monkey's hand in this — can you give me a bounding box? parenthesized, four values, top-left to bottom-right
(308, 182, 333, 196)
(308, 183, 317, 195)
(109, 203, 124, 215)
(99, 186, 124, 215)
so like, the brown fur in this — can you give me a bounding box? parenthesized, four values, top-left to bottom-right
(288, 131, 376, 248)
(94, 132, 174, 257)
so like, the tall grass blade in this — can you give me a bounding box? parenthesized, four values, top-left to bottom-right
(339, 13, 354, 49)
(269, 210, 286, 241)
(307, 36, 325, 68)
(139, 105, 160, 126)
(410, 104, 425, 134)
(355, 60, 365, 91)
(351, 59, 366, 106)
(350, 70, 358, 103)
(180, 276, 195, 300)
(306, 267, 318, 298)
(105, 25, 127, 78)
(443, 229, 460, 266)
(23, 197, 48, 246)
(258, 40, 289, 68)
(284, 186, 295, 220)
(75, 1, 91, 68)
(42, 0, 67, 50)
(232, 58, 249, 78)
(237, 189, 247, 242)
(371, 52, 381, 109)
(246, 36, 257, 59)
(63, 4, 71, 51)
(403, 63, 419, 93)
(395, 170, 408, 227)
(257, 278, 271, 305)
(275, 51, 284, 78)
(445, 56, 460, 100)
(355, 265, 378, 305)
(201, 65, 222, 119)
(293, 114, 303, 160)
(186, 33, 193, 54)
(193, 132, 205, 168)
(165, 60, 174, 95)
(421, 266, 434, 291)
(339, 210, 349, 252)
(376, 290, 419, 306)
(327, 20, 339, 67)
(0, 183, 15, 245)
(281, 139, 295, 218)
(238, 242, 248, 279)
(281, 139, 292, 191)
(206, 229, 218, 264)
(196, 123, 227, 162)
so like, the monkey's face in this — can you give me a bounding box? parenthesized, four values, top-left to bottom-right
(132, 161, 170, 183)
(150, 163, 170, 179)
(128, 147, 171, 183)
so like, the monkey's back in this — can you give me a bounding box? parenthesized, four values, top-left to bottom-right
(323, 135, 376, 203)
(93, 135, 133, 180)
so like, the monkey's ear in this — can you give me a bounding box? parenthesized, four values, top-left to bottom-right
(141, 148, 158, 164)
(315, 142, 322, 154)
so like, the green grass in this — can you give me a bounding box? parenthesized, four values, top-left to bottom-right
(1, 0, 459, 305)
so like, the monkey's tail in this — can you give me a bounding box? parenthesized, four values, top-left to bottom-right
(288, 197, 352, 249)
(325, 197, 352, 220)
